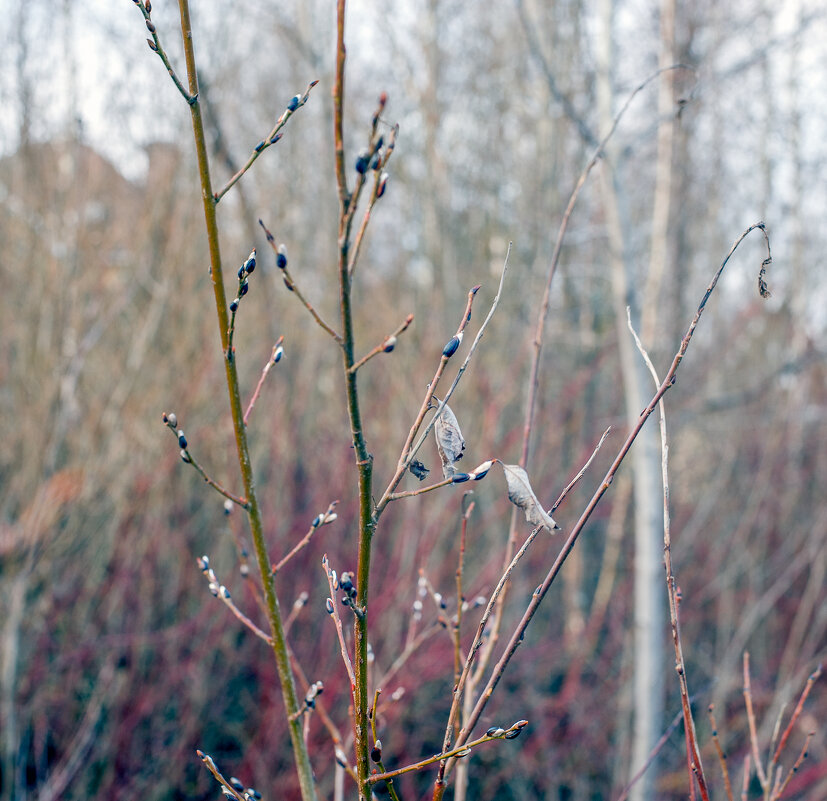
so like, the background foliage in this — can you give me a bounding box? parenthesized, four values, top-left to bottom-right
(0, 1, 824, 799)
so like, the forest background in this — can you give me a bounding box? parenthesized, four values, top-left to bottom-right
(0, 1, 825, 799)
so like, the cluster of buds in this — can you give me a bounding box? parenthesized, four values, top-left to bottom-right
(339, 571, 358, 611)
(162, 411, 193, 464)
(230, 249, 256, 313)
(228, 776, 262, 800)
(197, 555, 231, 600)
(450, 459, 493, 485)
(355, 130, 387, 176)
(485, 719, 528, 740)
(311, 502, 338, 529)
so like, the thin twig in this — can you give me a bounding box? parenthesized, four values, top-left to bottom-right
(744, 651, 769, 790)
(441, 223, 773, 782)
(369, 723, 527, 785)
(259, 219, 343, 343)
(770, 663, 821, 766)
(164, 418, 249, 509)
(322, 555, 356, 690)
(772, 731, 814, 800)
(244, 336, 284, 425)
(454, 497, 475, 691)
(387, 477, 453, 500)
(349, 313, 414, 373)
(707, 705, 735, 801)
(131, 0, 194, 104)
(627, 307, 709, 800)
(367, 690, 402, 801)
(615, 706, 686, 801)
(273, 502, 338, 574)
(741, 755, 752, 801)
(196, 750, 246, 801)
(214, 80, 319, 202)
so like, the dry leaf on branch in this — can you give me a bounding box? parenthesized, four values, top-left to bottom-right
(500, 462, 560, 532)
(434, 401, 465, 479)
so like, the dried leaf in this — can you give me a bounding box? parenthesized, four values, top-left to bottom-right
(410, 459, 430, 481)
(434, 402, 465, 479)
(500, 463, 560, 532)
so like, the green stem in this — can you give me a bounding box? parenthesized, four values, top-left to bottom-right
(175, 3, 317, 800)
(333, 3, 374, 797)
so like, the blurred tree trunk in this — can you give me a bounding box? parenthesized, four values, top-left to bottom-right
(596, 1, 666, 798)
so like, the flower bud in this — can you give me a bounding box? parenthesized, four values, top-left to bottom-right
(377, 172, 389, 198)
(224, 499, 233, 515)
(371, 740, 383, 763)
(229, 299, 239, 313)
(254, 140, 265, 153)
(229, 778, 244, 792)
(325, 598, 335, 614)
(442, 332, 463, 358)
(355, 148, 370, 174)
(177, 430, 187, 449)
(383, 336, 397, 353)
(287, 94, 301, 112)
(165, 412, 178, 428)
(276, 244, 288, 269)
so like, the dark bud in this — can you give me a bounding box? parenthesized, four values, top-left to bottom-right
(238, 266, 246, 280)
(145, 0, 151, 13)
(239, 281, 249, 297)
(269, 133, 282, 145)
(177, 430, 187, 449)
(229, 778, 244, 792)
(504, 728, 522, 739)
(382, 336, 397, 353)
(486, 726, 499, 737)
(371, 153, 382, 171)
(273, 345, 284, 363)
(340, 573, 355, 595)
(180, 450, 191, 464)
(243, 249, 256, 274)
(229, 299, 239, 313)
(452, 473, 471, 484)
(146, 38, 158, 52)
(287, 94, 301, 112)
(410, 460, 430, 481)
(283, 277, 294, 292)
(146, 20, 156, 33)
(312, 514, 323, 529)
(355, 148, 370, 174)
(197, 555, 210, 571)
(325, 598, 335, 614)
(246, 789, 262, 801)
(442, 334, 462, 358)
(276, 244, 287, 269)
(370, 739, 383, 763)
(254, 140, 265, 153)
(377, 172, 389, 198)
(373, 136, 384, 153)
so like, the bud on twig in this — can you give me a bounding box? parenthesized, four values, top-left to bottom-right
(276, 244, 287, 269)
(355, 148, 370, 174)
(370, 739, 383, 763)
(442, 332, 463, 358)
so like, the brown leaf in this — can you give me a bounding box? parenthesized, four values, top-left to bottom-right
(500, 463, 560, 532)
(434, 402, 465, 479)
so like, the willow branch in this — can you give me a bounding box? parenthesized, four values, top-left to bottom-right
(260, 219, 343, 343)
(442, 223, 772, 780)
(349, 313, 414, 373)
(214, 80, 318, 202)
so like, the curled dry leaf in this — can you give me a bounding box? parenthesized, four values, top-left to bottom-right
(500, 463, 560, 532)
(434, 401, 465, 479)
